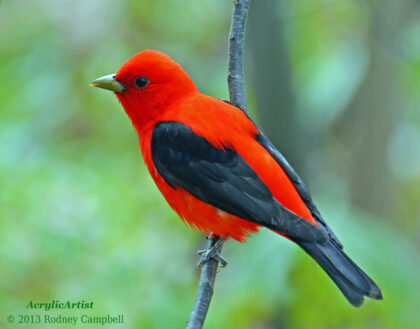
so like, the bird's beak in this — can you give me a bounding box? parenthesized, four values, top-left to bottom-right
(90, 74, 126, 93)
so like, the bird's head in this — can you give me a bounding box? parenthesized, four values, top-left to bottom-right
(91, 50, 197, 128)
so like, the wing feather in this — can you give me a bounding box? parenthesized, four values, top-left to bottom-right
(151, 121, 328, 243)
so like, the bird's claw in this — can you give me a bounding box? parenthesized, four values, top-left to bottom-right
(197, 247, 228, 267)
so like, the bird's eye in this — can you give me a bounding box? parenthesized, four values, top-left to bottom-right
(134, 76, 149, 88)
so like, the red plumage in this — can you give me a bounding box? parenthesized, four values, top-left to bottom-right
(138, 93, 318, 241)
(91, 49, 382, 306)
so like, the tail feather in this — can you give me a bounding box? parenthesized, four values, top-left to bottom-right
(298, 239, 382, 307)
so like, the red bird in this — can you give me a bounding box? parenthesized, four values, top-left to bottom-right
(91, 50, 382, 306)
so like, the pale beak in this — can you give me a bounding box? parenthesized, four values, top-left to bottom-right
(90, 74, 126, 93)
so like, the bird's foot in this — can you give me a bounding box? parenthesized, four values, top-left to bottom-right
(197, 237, 227, 267)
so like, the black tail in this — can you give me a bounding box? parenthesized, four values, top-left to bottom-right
(297, 239, 383, 307)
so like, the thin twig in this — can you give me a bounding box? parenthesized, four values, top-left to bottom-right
(186, 236, 224, 329)
(186, 1, 250, 328)
(228, 0, 250, 113)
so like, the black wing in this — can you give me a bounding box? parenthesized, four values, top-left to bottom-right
(255, 132, 343, 247)
(220, 101, 382, 305)
(151, 121, 328, 243)
(221, 99, 342, 246)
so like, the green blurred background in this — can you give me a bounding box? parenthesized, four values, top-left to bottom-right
(1, 0, 419, 328)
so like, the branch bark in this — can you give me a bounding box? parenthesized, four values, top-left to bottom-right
(186, 236, 224, 329)
(228, 0, 250, 113)
(186, 1, 250, 328)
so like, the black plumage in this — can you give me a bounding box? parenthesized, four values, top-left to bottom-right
(151, 119, 382, 306)
(151, 121, 327, 243)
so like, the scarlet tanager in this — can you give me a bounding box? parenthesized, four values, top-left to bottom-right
(91, 50, 382, 306)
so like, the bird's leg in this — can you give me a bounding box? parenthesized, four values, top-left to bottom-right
(197, 235, 227, 267)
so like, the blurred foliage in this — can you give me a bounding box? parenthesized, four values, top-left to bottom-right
(0, 0, 420, 328)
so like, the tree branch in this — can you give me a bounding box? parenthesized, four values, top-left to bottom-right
(186, 1, 250, 328)
(228, 0, 250, 113)
(186, 236, 224, 329)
